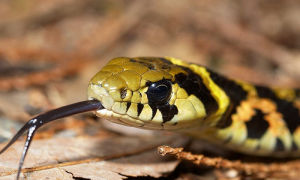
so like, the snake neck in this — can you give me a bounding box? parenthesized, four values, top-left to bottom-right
(185, 65, 300, 156)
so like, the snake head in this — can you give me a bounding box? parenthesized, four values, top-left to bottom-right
(88, 57, 208, 130)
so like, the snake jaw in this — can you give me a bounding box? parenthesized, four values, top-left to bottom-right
(88, 82, 170, 129)
(88, 83, 147, 127)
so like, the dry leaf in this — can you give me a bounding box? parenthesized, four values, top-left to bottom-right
(0, 135, 184, 179)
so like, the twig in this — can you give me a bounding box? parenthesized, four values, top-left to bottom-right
(158, 145, 300, 179)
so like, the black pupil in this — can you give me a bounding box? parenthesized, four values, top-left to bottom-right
(146, 79, 172, 105)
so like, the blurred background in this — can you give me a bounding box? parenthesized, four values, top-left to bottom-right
(0, 0, 300, 178)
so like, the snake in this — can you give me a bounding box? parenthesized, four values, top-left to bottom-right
(1, 57, 300, 179)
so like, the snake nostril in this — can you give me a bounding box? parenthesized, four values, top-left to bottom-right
(120, 88, 127, 99)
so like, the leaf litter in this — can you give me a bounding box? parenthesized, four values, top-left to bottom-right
(0, 0, 300, 179)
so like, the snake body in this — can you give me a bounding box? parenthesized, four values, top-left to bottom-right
(2, 56, 300, 179)
(88, 57, 300, 157)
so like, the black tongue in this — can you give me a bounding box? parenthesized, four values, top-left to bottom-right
(0, 99, 103, 180)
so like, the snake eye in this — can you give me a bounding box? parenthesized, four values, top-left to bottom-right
(146, 79, 172, 105)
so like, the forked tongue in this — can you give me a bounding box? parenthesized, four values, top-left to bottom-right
(0, 99, 103, 180)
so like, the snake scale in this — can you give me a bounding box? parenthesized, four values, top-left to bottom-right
(1, 57, 300, 179)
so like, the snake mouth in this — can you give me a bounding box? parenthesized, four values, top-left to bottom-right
(88, 97, 166, 130)
(87, 83, 205, 131)
(94, 107, 148, 128)
(87, 83, 166, 130)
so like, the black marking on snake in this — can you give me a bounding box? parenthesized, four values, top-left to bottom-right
(130, 58, 155, 70)
(208, 69, 248, 129)
(274, 138, 285, 152)
(157, 104, 178, 123)
(137, 103, 144, 116)
(126, 102, 131, 112)
(216, 103, 234, 129)
(149, 103, 157, 120)
(174, 67, 218, 116)
(245, 109, 269, 139)
(256, 86, 300, 134)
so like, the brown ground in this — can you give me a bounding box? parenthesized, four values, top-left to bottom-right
(0, 1, 300, 179)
